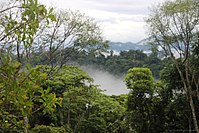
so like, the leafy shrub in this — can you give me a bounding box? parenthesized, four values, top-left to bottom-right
(31, 125, 67, 133)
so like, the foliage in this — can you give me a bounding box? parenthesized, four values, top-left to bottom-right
(62, 85, 126, 132)
(0, 0, 108, 66)
(0, 0, 124, 133)
(160, 62, 198, 132)
(28, 9, 108, 66)
(28, 65, 126, 132)
(0, 0, 56, 62)
(1, 0, 199, 132)
(33, 48, 166, 79)
(43, 65, 93, 96)
(125, 68, 155, 133)
(146, 0, 199, 132)
(0, 55, 62, 131)
(125, 68, 154, 92)
(30, 125, 67, 133)
(28, 65, 93, 126)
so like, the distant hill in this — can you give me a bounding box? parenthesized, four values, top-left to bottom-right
(108, 38, 151, 52)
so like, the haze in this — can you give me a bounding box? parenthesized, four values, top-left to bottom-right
(81, 66, 128, 95)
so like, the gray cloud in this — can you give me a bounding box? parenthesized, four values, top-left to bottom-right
(67, 0, 165, 15)
(39, 0, 166, 42)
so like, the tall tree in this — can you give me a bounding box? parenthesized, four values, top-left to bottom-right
(160, 63, 196, 132)
(0, 0, 61, 132)
(32, 10, 108, 67)
(146, 0, 199, 132)
(125, 68, 154, 133)
(0, 1, 108, 67)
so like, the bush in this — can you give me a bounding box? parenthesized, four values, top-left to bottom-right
(0, 128, 23, 133)
(31, 125, 67, 133)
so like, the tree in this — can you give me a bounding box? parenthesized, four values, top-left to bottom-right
(33, 65, 126, 133)
(0, 56, 62, 132)
(146, 0, 199, 132)
(125, 68, 154, 133)
(0, 0, 110, 132)
(62, 83, 126, 133)
(0, 1, 108, 67)
(160, 63, 196, 132)
(27, 65, 93, 128)
(0, 0, 62, 132)
(0, 0, 56, 62)
(29, 9, 108, 67)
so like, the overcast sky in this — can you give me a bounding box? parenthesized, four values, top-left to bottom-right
(39, 0, 166, 42)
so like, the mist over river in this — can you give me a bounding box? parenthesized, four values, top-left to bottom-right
(81, 66, 129, 95)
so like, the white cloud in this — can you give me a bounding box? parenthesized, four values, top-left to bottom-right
(102, 20, 146, 42)
(39, 0, 166, 42)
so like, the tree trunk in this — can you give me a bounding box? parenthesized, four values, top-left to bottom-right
(194, 77, 199, 101)
(171, 58, 199, 133)
(188, 89, 199, 133)
(185, 61, 199, 133)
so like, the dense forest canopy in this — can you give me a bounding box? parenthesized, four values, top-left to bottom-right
(0, 0, 198, 133)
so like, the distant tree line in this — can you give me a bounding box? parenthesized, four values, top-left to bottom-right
(30, 48, 168, 79)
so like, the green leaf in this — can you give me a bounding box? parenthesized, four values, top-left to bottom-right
(49, 8, 54, 14)
(48, 14, 56, 21)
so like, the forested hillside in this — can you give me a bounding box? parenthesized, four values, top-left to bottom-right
(108, 41, 150, 51)
(0, 0, 199, 133)
(30, 48, 167, 79)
